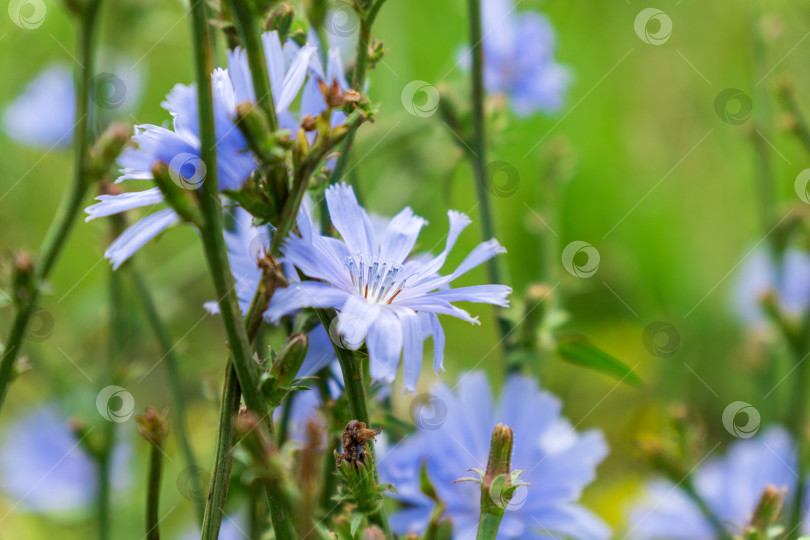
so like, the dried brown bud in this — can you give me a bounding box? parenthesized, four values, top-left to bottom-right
(334, 420, 382, 467)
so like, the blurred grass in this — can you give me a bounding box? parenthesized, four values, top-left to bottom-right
(2, 0, 810, 536)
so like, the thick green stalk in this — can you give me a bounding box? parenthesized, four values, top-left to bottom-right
(129, 266, 202, 522)
(314, 308, 393, 539)
(187, 2, 294, 538)
(145, 435, 166, 540)
(224, 0, 279, 131)
(0, 0, 103, 413)
(475, 510, 504, 540)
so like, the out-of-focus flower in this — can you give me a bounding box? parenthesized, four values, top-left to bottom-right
(0, 404, 129, 514)
(3, 65, 75, 148)
(466, 0, 570, 115)
(733, 247, 810, 327)
(378, 372, 609, 539)
(266, 183, 511, 391)
(85, 31, 316, 269)
(629, 427, 801, 539)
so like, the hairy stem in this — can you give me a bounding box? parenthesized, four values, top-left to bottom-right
(0, 0, 103, 414)
(224, 0, 279, 131)
(145, 435, 166, 540)
(314, 308, 393, 539)
(475, 509, 504, 540)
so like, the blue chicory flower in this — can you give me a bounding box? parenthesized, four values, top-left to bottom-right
(733, 247, 810, 328)
(377, 372, 610, 539)
(469, 0, 570, 115)
(3, 65, 75, 148)
(84, 31, 317, 269)
(0, 404, 130, 514)
(265, 183, 512, 392)
(628, 426, 802, 539)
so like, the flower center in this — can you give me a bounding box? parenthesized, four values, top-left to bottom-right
(344, 253, 406, 304)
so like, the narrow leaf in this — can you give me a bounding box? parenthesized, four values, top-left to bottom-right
(557, 336, 641, 387)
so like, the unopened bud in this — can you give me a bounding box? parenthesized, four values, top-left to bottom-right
(265, 4, 295, 40)
(151, 162, 201, 225)
(135, 407, 169, 445)
(87, 122, 130, 181)
(11, 251, 35, 305)
(748, 485, 784, 534)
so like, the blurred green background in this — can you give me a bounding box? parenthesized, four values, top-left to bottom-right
(2, 0, 810, 537)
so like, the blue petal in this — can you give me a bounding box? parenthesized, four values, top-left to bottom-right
(105, 208, 180, 269)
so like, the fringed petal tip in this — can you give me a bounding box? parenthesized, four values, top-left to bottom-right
(203, 301, 220, 315)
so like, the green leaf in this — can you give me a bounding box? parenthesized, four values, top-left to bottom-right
(350, 512, 365, 537)
(557, 336, 641, 387)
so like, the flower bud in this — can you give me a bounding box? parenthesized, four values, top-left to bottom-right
(151, 162, 201, 225)
(11, 251, 35, 305)
(747, 485, 784, 535)
(260, 334, 308, 406)
(265, 4, 295, 40)
(135, 407, 169, 446)
(87, 122, 130, 181)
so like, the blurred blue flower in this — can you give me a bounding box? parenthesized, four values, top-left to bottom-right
(377, 372, 609, 539)
(3, 65, 75, 148)
(85, 30, 316, 269)
(733, 247, 810, 327)
(266, 183, 511, 391)
(0, 404, 130, 514)
(629, 427, 802, 539)
(467, 0, 570, 115)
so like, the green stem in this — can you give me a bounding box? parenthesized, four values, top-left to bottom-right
(129, 266, 203, 522)
(681, 478, 732, 540)
(0, 0, 103, 414)
(201, 287, 288, 539)
(326, 0, 385, 187)
(224, 0, 279, 131)
(466, 0, 512, 363)
(145, 436, 166, 540)
(475, 509, 504, 540)
(314, 308, 393, 539)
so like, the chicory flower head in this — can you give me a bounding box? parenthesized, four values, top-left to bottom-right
(266, 183, 512, 391)
(629, 427, 801, 539)
(84, 31, 317, 269)
(377, 372, 610, 539)
(471, 0, 570, 115)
